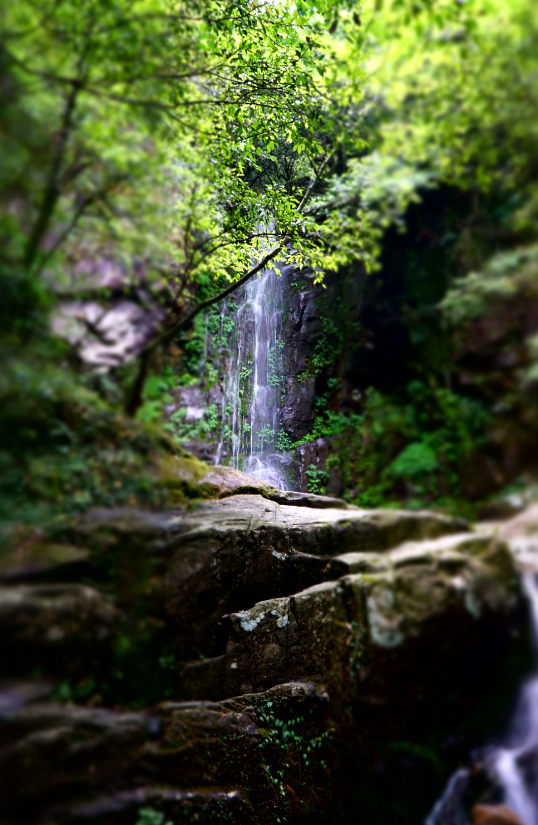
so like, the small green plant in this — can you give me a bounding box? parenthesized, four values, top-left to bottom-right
(165, 401, 220, 444)
(135, 807, 171, 825)
(277, 430, 293, 453)
(268, 340, 285, 387)
(305, 463, 329, 495)
(295, 370, 310, 384)
(290, 279, 308, 292)
(136, 368, 176, 424)
(205, 362, 218, 387)
(386, 442, 438, 480)
(257, 426, 275, 450)
(53, 677, 96, 703)
(257, 701, 332, 808)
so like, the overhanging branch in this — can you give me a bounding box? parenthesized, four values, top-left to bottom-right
(144, 148, 334, 352)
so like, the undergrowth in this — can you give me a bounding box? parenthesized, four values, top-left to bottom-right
(0, 343, 177, 547)
(297, 382, 492, 513)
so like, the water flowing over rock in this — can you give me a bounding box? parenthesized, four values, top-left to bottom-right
(216, 265, 289, 489)
(491, 571, 538, 825)
(168, 263, 368, 495)
(426, 508, 538, 825)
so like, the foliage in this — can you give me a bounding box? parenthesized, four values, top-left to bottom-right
(0, 346, 176, 543)
(305, 463, 329, 495)
(293, 410, 363, 447)
(277, 430, 293, 454)
(163, 401, 219, 444)
(358, 0, 538, 220)
(136, 809, 171, 825)
(136, 368, 177, 423)
(268, 341, 285, 387)
(440, 245, 538, 325)
(1, 0, 372, 377)
(386, 442, 438, 481)
(297, 382, 492, 512)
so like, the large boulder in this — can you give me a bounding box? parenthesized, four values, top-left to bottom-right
(0, 485, 527, 825)
(156, 681, 332, 825)
(164, 493, 468, 658)
(180, 531, 520, 703)
(160, 453, 365, 508)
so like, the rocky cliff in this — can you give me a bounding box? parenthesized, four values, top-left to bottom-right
(164, 261, 367, 494)
(0, 461, 531, 825)
(164, 191, 538, 507)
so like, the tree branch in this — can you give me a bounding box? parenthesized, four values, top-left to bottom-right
(23, 77, 82, 269)
(142, 149, 334, 352)
(147, 236, 286, 351)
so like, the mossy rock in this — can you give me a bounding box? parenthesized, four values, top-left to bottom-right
(158, 455, 282, 503)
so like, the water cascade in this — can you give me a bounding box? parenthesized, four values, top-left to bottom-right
(215, 264, 290, 490)
(493, 571, 538, 825)
(426, 566, 538, 825)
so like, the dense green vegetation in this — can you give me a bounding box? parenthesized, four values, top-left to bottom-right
(292, 0, 538, 511)
(1, 0, 538, 537)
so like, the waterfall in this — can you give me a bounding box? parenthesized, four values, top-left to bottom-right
(215, 264, 289, 490)
(425, 569, 538, 825)
(424, 769, 472, 825)
(492, 572, 538, 825)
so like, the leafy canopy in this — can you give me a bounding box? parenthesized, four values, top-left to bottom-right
(0, 0, 370, 327)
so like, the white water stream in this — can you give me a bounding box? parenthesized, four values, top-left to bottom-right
(426, 568, 538, 825)
(215, 264, 289, 489)
(492, 571, 538, 825)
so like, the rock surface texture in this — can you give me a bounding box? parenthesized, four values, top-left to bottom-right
(0, 466, 530, 825)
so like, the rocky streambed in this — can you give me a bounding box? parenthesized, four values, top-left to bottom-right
(0, 462, 534, 825)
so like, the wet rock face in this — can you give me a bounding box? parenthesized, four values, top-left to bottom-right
(281, 275, 319, 442)
(281, 266, 366, 447)
(0, 468, 530, 825)
(181, 531, 519, 702)
(295, 437, 342, 494)
(163, 492, 469, 659)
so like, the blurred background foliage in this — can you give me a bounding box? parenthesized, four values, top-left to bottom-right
(0, 0, 366, 544)
(309, 0, 538, 513)
(1, 0, 538, 540)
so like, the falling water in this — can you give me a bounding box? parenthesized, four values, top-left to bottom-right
(424, 769, 472, 825)
(215, 263, 289, 490)
(426, 568, 538, 825)
(492, 571, 538, 825)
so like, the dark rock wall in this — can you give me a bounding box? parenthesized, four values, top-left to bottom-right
(164, 261, 367, 490)
(277, 263, 367, 491)
(0, 476, 530, 825)
(281, 264, 367, 443)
